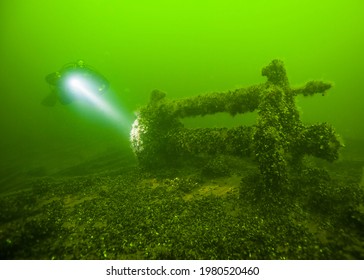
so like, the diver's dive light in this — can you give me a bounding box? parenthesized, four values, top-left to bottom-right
(65, 73, 118, 119)
(44, 60, 131, 134)
(57, 64, 109, 105)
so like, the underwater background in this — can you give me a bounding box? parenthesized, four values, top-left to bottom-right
(0, 0, 364, 259)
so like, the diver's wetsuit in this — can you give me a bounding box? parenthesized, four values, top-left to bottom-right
(42, 61, 109, 106)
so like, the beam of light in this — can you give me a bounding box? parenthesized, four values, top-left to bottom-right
(66, 75, 131, 133)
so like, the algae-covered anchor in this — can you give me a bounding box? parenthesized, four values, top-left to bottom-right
(131, 59, 341, 189)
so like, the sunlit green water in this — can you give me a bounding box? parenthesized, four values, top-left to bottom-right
(0, 0, 363, 191)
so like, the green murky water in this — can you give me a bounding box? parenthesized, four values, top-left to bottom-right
(0, 1, 363, 259)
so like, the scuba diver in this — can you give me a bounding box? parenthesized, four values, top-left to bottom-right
(42, 60, 109, 106)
